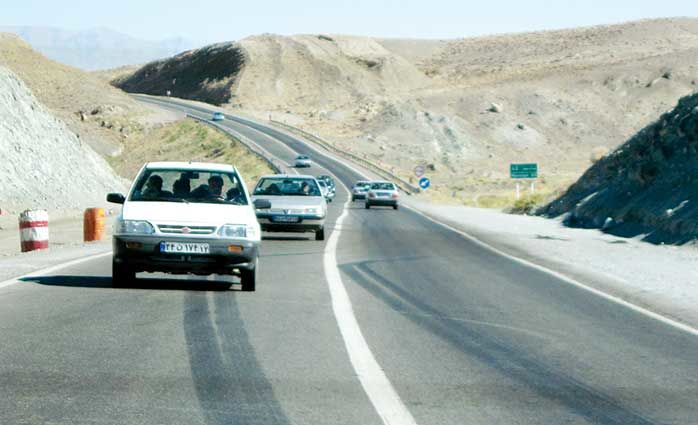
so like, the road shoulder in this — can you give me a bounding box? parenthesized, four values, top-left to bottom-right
(403, 197, 698, 329)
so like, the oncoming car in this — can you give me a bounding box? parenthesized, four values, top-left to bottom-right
(107, 162, 270, 291)
(294, 155, 312, 168)
(211, 112, 225, 121)
(252, 175, 327, 240)
(365, 181, 399, 210)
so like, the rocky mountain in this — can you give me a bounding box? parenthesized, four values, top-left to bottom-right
(0, 26, 197, 70)
(0, 66, 125, 211)
(541, 92, 698, 244)
(113, 18, 698, 205)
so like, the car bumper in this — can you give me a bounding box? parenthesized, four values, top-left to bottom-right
(256, 215, 325, 232)
(352, 193, 367, 199)
(113, 235, 259, 274)
(366, 199, 398, 206)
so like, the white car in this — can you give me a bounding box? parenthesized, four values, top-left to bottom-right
(107, 161, 270, 291)
(252, 175, 327, 240)
(365, 181, 399, 210)
(211, 112, 225, 121)
(294, 155, 312, 168)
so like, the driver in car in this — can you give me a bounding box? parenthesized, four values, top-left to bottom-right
(191, 175, 225, 199)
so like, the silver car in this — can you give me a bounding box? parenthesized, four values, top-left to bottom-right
(365, 181, 399, 210)
(252, 175, 328, 240)
(294, 155, 312, 168)
(351, 180, 371, 201)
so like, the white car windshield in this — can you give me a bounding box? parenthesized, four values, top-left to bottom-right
(254, 177, 322, 196)
(129, 168, 248, 205)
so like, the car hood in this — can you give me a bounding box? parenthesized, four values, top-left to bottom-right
(252, 195, 326, 209)
(122, 201, 256, 226)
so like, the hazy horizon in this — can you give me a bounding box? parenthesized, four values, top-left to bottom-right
(2, 0, 697, 45)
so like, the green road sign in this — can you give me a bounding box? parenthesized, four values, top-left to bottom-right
(510, 163, 538, 179)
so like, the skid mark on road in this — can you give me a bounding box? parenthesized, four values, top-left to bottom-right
(183, 292, 290, 425)
(340, 260, 659, 425)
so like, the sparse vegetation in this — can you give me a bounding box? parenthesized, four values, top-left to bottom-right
(107, 118, 274, 187)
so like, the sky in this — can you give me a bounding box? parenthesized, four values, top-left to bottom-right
(2, 0, 698, 44)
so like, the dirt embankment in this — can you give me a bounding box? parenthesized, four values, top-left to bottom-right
(0, 66, 125, 212)
(541, 92, 698, 244)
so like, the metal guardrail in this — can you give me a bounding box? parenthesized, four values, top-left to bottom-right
(185, 114, 288, 174)
(269, 120, 421, 194)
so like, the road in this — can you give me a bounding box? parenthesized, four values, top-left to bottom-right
(1, 96, 696, 425)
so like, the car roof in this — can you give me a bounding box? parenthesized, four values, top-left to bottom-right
(370, 181, 395, 185)
(145, 161, 237, 172)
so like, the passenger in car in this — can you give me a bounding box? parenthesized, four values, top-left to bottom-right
(142, 175, 172, 198)
(172, 178, 191, 198)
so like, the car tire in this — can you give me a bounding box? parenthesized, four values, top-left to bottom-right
(393, 204, 398, 210)
(240, 259, 257, 292)
(365, 202, 370, 209)
(351, 195, 355, 201)
(112, 260, 135, 287)
(315, 228, 325, 241)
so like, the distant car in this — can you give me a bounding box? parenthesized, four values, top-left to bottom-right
(351, 180, 372, 201)
(365, 181, 399, 210)
(294, 155, 312, 168)
(252, 175, 327, 240)
(317, 175, 336, 191)
(211, 112, 225, 121)
(106, 161, 269, 291)
(317, 179, 335, 203)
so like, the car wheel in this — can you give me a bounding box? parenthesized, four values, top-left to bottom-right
(112, 260, 135, 287)
(240, 259, 257, 292)
(315, 228, 325, 241)
(393, 204, 398, 210)
(351, 195, 355, 201)
(365, 202, 370, 209)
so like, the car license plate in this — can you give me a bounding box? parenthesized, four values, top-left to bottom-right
(271, 215, 300, 223)
(160, 242, 210, 254)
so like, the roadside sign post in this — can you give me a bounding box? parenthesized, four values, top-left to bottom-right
(510, 163, 538, 200)
(418, 177, 431, 191)
(414, 165, 425, 178)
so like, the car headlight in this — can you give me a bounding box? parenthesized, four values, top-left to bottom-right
(305, 207, 319, 215)
(218, 224, 247, 238)
(116, 220, 154, 235)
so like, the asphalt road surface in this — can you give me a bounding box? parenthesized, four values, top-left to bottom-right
(1, 96, 696, 425)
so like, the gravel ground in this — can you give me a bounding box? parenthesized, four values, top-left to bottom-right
(404, 197, 698, 329)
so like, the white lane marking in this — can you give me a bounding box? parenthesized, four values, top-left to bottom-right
(324, 182, 418, 425)
(402, 204, 698, 337)
(0, 251, 112, 290)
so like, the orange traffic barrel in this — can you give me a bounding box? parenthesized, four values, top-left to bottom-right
(83, 208, 106, 242)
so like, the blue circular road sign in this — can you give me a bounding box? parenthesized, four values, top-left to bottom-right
(419, 177, 431, 190)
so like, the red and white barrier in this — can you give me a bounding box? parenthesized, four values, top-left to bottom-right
(19, 210, 49, 252)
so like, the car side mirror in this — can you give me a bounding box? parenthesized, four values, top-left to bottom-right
(107, 193, 126, 204)
(253, 199, 272, 209)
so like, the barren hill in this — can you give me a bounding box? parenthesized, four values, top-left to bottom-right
(113, 18, 698, 205)
(542, 91, 698, 244)
(0, 33, 148, 155)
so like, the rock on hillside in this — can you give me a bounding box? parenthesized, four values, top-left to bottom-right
(113, 43, 245, 105)
(541, 92, 698, 244)
(0, 66, 125, 211)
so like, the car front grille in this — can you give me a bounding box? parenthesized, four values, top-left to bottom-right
(269, 208, 305, 215)
(157, 224, 216, 235)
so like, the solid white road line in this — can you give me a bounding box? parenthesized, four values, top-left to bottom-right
(0, 251, 112, 290)
(402, 204, 698, 337)
(324, 184, 418, 425)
